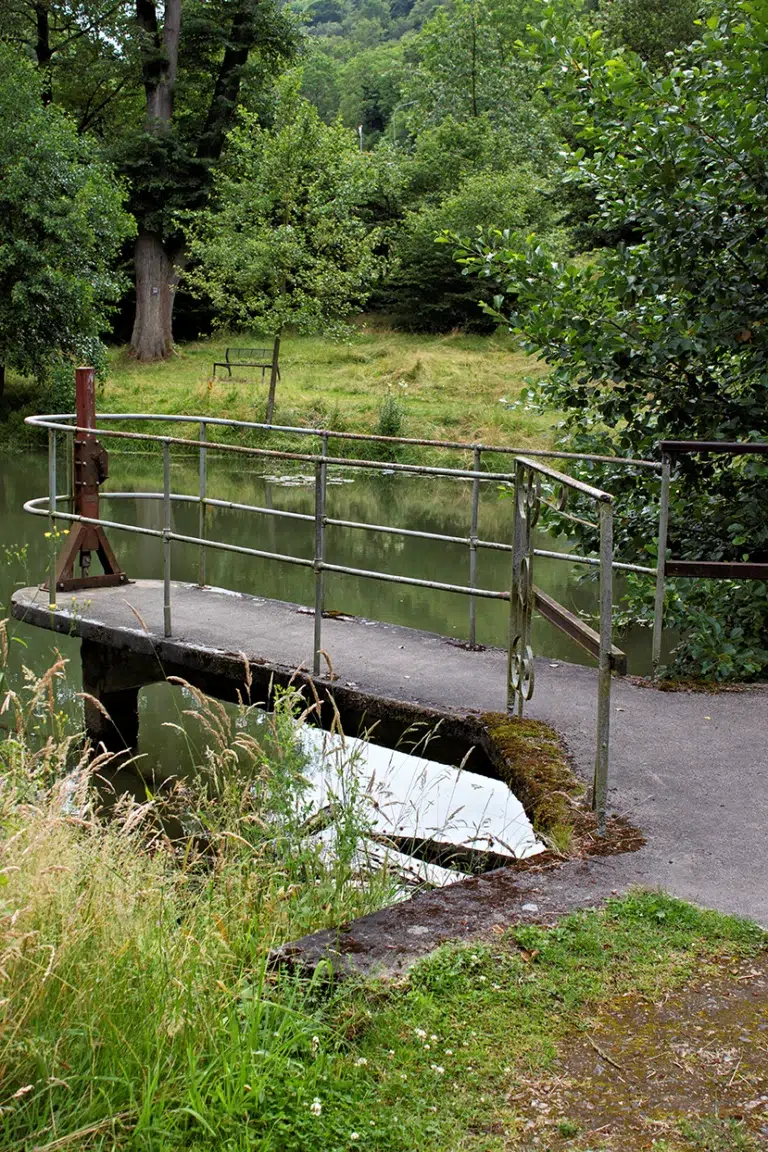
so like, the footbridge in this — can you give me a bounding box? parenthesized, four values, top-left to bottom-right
(11, 367, 768, 928)
(10, 368, 687, 829)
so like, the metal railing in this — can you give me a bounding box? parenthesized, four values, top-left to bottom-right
(25, 409, 667, 829)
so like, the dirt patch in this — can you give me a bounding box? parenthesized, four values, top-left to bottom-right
(513, 953, 768, 1150)
(627, 675, 758, 694)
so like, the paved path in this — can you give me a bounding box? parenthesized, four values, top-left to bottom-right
(12, 580, 768, 924)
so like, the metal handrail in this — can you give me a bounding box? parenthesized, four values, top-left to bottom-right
(27, 408, 642, 832)
(26, 410, 662, 469)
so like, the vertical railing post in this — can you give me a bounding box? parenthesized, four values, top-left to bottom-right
(313, 433, 328, 677)
(593, 498, 613, 833)
(63, 427, 74, 508)
(48, 429, 58, 610)
(507, 461, 536, 717)
(651, 452, 671, 676)
(198, 420, 207, 588)
(468, 446, 481, 649)
(163, 441, 172, 638)
(266, 335, 280, 425)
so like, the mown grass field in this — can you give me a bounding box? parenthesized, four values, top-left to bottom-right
(101, 329, 552, 450)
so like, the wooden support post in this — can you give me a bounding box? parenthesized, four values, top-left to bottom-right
(265, 336, 280, 425)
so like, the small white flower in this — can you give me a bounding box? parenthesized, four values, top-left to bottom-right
(423, 1043, 430, 1051)
(311, 1035, 320, 1052)
(401, 1073, 408, 1080)
(414, 1028, 427, 1039)
(387, 1049, 395, 1057)
(445, 1049, 454, 1056)
(430, 1034, 438, 1042)
(479, 975, 487, 982)
(310, 1097, 322, 1117)
(430, 1064, 445, 1075)
(355, 1057, 368, 1067)
(350, 1133, 360, 1141)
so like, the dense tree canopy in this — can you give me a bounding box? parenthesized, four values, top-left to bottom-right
(458, 0, 768, 678)
(1, 0, 299, 361)
(0, 45, 133, 397)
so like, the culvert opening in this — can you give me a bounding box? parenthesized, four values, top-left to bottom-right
(125, 677, 591, 893)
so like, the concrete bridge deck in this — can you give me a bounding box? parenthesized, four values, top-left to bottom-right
(11, 579, 768, 925)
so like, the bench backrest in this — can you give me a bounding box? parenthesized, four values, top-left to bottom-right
(226, 346, 274, 363)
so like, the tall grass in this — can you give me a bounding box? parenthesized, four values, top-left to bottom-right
(0, 645, 395, 1150)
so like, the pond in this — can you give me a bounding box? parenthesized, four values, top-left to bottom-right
(1, 448, 661, 782)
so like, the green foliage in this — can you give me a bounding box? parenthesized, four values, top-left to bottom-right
(374, 389, 407, 439)
(0, 46, 133, 387)
(0, 663, 396, 1151)
(457, 1, 768, 678)
(388, 165, 564, 331)
(598, 0, 702, 67)
(188, 79, 382, 336)
(402, 0, 558, 159)
(663, 579, 768, 682)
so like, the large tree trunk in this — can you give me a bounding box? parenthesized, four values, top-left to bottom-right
(130, 231, 184, 361)
(131, 0, 182, 360)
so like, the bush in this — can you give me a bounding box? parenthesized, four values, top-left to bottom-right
(383, 167, 564, 332)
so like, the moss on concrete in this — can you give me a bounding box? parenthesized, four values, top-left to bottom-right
(480, 713, 583, 838)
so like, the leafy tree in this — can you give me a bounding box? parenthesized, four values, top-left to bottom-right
(337, 43, 405, 141)
(386, 167, 563, 331)
(598, 0, 702, 67)
(0, 46, 133, 398)
(458, 2, 768, 678)
(1, 1, 298, 362)
(187, 81, 381, 335)
(402, 0, 555, 153)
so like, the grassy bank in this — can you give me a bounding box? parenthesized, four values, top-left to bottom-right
(1, 656, 766, 1151)
(0, 329, 554, 457)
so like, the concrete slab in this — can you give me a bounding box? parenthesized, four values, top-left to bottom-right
(11, 580, 768, 926)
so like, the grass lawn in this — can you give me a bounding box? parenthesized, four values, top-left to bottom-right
(100, 328, 553, 451)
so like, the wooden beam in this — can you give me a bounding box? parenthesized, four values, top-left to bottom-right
(533, 585, 627, 675)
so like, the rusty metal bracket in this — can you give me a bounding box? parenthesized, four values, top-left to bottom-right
(46, 366, 129, 593)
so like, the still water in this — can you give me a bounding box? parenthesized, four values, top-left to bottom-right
(0, 450, 657, 775)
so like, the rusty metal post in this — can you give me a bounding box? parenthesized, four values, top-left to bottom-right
(651, 453, 671, 675)
(198, 420, 207, 587)
(593, 498, 613, 833)
(163, 441, 172, 637)
(49, 366, 127, 592)
(469, 446, 480, 648)
(313, 432, 328, 677)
